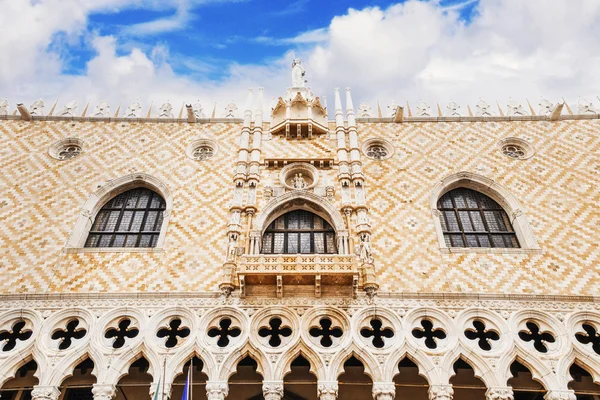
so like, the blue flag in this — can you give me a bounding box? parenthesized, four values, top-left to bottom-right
(181, 367, 191, 400)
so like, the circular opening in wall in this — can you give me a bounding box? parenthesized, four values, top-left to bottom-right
(49, 138, 84, 161)
(279, 162, 320, 190)
(498, 137, 535, 160)
(186, 138, 219, 161)
(361, 138, 394, 161)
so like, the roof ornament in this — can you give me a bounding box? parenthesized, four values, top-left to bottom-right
(291, 58, 306, 88)
(415, 100, 431, 117)
(357, 102, 372, 118)
(192, 101, 204, 118)
(538, 99, 554, 116)
(158, 102, 174, 118)
(93, 100, 110, 117)
(0, 98, 8, 116)
(126, 100, 142, 118)
(387, 100, 398, 117)
(507, 99, 526, 116)
(30, 99, 45, 116)
(58, 100, 78, 117)
(475, 99, 492, 116)
(446, 100, 460, 116)
(578, 98, 598, 114)
(224, 102, 238, 118)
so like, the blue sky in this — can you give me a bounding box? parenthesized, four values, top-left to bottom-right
(1, 0, 599, 117)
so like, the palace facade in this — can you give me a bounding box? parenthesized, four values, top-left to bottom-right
(0, 71, 599, 400)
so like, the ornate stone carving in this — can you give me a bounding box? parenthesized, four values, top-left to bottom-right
(507, 100, 526, 116)
(359, 233, 374, 264)
(446, 101, 460, 116)
(416, 100, 432, 117)
(476, 100, 492, 116)
(158, 102, 174, 118)
(92, 384, 117, 400)
(317, 382, 338, 400)
(292, 173, 307, 189)
(291, 58, 306, 88)
(224, 103, 238, 118)
(58, 100, 78, 117)
(31, 386, 60, 400)
(388, 101, 398, 117)
(262, 381, 284, 400)
(206, 382, 229, 400)
(358, 102, 372, 117)
(30, 99, 45, 116)
(429, 385, 453, 400)
(373, 382, 396, 400)
(578, 98, 598, 114)
(486, 387, 514, 400)
(0, 98, 9, 116)
(539, 99, 554, 116)
(544, 391, 576, 400)
(192, 101, 204, 118)
(126, 101, 142, 118)
(227, 233, 239, 261)
(93, 100, 110, 117)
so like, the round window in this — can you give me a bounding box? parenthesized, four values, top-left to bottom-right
(49, 138, 84, 161)
(192, 145, 214, 160)
(497, 137, 535, 160)
(58, 144, 82, 160)
(186, 138, 219, 161)
(361, 138, 394, 161)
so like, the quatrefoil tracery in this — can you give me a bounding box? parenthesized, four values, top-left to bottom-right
(51, 320, 87, 350)
(360, 318, 394, 348)
(157, 318, 190, 348)
(208, 318, 241, 348)
(0, 320, 33, 352)
(412, 319, 446, 349)
(105, 319, 139, 349)
(258, 318, 292, 347)
(518, 321, 555, 353)
(575, 323, 600, 355)
(309, 318, 343, 347)
(464, 320, 500, 351)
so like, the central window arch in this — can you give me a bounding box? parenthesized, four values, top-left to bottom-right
(261, 210, 336, 254)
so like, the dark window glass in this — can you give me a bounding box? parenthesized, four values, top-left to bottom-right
(261, 210, 337, 254)
(437, 188, 519, 248)
(85, 188, 166, 248)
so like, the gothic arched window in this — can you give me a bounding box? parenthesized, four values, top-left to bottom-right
(261, 210, 336, 254)
(437, 188, 519, 248)
(85, 188, 166, 248)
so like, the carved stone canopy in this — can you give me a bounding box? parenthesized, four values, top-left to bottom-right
(271, 87, 328, 139)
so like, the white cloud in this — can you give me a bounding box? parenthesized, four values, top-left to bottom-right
(1, 0, 600, 117)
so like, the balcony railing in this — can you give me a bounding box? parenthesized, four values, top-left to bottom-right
(238, 254, 358, 275)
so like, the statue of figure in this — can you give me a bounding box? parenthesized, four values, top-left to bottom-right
(126, 101, 142, 118)
(357, 102, 372, 118)
(578, 98, 598, 114)
(0, 98, 8, 116)
(224, 103, 238, 118)
(446, 101, 460, 116)
(30, 99, 45, 116)
(93, 100, 110, 117)
(227, 233, 238, 261)
(359, 233, 373, 264)
(291, 58, 306, 88)
(158, 102, 173, 118)
(539, 99, 554, 116)
(192, 101, 204, 118)
(507, 100, 526, 116)
(475, 100, 492, 116)
(415, 100, 431, 117)
(58, 100, 78, 117)
(292, 173, 307, 189)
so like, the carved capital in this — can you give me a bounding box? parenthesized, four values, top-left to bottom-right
(206, 382, 229, 400)
(486, 387, 514, 400)
(544, 390, 576, 400)
(263, 381, 284, 400)
(317, 381, 339, 400)
(92, 384, 117, 400)
(372, 382, 396, 400)
(31, 386, 61, 400)
(429, 385, 453, 400)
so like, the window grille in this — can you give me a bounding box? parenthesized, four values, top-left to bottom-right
(437, 188, 519, 248)
(261, 210, 336, 254)
(85, 188, 166, 248)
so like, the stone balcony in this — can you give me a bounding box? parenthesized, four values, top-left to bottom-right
(237, 254, 359, 298)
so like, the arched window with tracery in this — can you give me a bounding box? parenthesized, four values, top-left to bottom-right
(85, 188, 166, 248)
(261, 210, 336, 254)
(437, 188, 519, 248)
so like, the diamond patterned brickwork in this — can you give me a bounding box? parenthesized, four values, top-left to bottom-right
(0, 120, 240, 293)
(0, 118, 598, 296)
(360, 120, 600, 294)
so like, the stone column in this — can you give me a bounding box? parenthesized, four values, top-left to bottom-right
(31, 386, 60, 400)
(263, 381, 284, 400)
(544, 390, 576, 400)
(92, 384, 117, 400)
(317, 381, 338, 400)
(206, 382, 229, 400)
(372, 382, 396, 400)
(429, 385, 453, 400)
(486, 387, 514, 400)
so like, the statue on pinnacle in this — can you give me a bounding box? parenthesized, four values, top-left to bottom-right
(291, 58, 306, 88)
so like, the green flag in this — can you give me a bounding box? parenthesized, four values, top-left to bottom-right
(153, 378, 161, 400)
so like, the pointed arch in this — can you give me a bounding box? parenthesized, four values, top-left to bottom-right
(0, 353, 43, 389)
(430, 171, 540, 252)
(66, 172, 173, 249)
(444, 348, 498, 388)
(276, 341, 326, 381)
(499, 351, 556, 391)
(216, 344, 269, 382)
(166, 347, 216, 383)
(101, 347, 161, 385)
(330, 344, 381, 382)
(387, 348, 438, 385)
(46, 349, 102, 387)
(557, 351, 600, 388)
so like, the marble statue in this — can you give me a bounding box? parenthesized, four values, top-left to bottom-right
(158, 102, 173, 118)
(30, 99, 45, 116)
(446, 101, 460, 117)
(291, 59, 306, 88)
(126, 101, 142, 118)
(507, 100, 526, 116)
(0, 98, 8, 116)
(224, 103, 238, 118)
(538, 99, 553, 116)
(292, 173, 307, 189)
(475, 100, 492, 116)
(227, 233, 238, 261)
(93, 100, 110, 117)
(58, 100, 78, 117)
(192, 101, 204, 119)
(357, 102, 372, 118)
(578, 98, 598, 114)
(359, 233, 374, 264)
(415, 100, 431, 117)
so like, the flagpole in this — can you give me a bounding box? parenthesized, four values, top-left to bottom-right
(162, 356, 167, 400)
(190, 356, 193, 400)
